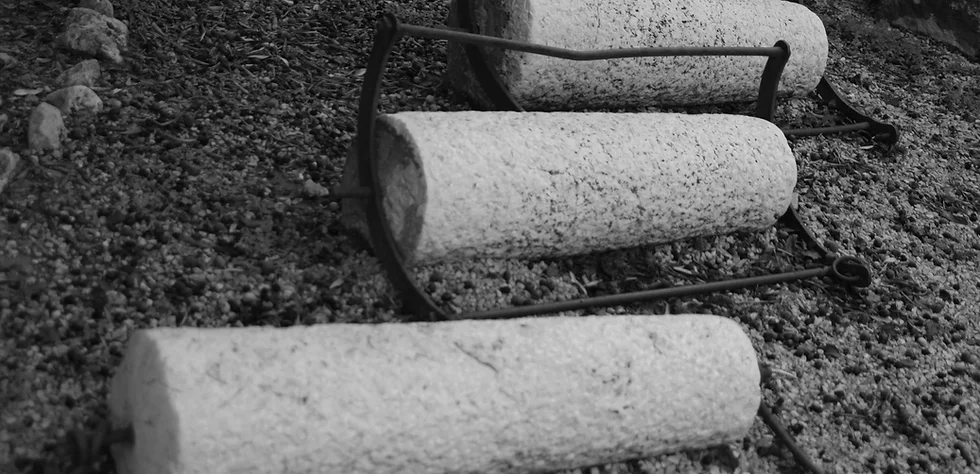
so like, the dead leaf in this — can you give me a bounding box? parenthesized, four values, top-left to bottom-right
(13, 87, 43, 96)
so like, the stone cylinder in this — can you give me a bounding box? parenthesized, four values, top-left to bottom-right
(446, 0, 828, 110)
(108, 314, 761, 474)
(341, 111, 796, 266)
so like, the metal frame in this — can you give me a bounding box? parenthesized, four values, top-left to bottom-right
(783, 77, 899, 143)
(63, 13, 886, 473)
(346, 14, 873, 323)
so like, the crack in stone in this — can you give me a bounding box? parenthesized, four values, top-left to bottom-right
(454, 342, 499, 374)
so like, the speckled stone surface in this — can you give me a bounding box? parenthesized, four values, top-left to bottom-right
(346, 111, 796, 266)
(447, 0, 828, 110)
(108, 314, 760, 474)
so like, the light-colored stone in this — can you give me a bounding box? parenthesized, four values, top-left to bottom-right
(0, 52, 16, 69)
(44, 85, 104, 116)
(58, 59, 102, 88)
(302, 179, 331, 197)
(0, 149, 20, 196)
(109, 314, 761, 474)
(58, 8, 129, 64)
(28, 103, 67, 152)
(447, 0, 828, 110)
(343, 111, 796, 265)
(79, 0, 114, 17)
(875, 0, 980, 58)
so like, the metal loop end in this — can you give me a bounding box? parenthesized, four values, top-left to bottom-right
(830, 256, 872, 288)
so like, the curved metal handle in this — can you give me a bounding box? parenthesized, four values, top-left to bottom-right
(830, 255, 872, 288)
(356, 15, 447, 321)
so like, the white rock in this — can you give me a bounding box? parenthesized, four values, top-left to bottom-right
(58, 8, 129, 64)
(28, 103, 67, 152)
(44, 85, 104, 116)
(302, 179, 331, 197)
(0, 148, 20, 196)
(108, 314, 761, 474)
(57, 59, 102, 88)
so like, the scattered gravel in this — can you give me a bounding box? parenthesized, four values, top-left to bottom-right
(1, 0, 980, 473)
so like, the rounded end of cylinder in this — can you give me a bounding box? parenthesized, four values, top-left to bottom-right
(376, 116, 427, 265)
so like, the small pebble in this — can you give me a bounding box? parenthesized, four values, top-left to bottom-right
(971, 369, 980, 382)
(954, 441, 975, 465)
(821, 343, 841, 359)
(182, 255, 203, 268)
(895, 357, 915, 369)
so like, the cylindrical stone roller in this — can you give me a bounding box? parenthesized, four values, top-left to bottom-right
(446, 0, 828, 110)
(341, 111, 796, 266)
(108, 314, 761, 474)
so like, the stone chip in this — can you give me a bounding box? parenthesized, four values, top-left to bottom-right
(44, 85, 104, 117)
(58, 7, 129, 64)
(57, 59, 103, 88)
(28, 103, 67, 152)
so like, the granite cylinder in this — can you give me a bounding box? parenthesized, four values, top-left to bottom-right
(109, 314, 761, 474)
(341, 111, 796, 265)
(446, 0, 828, 109)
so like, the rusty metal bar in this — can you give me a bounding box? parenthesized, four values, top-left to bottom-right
(783, 122, 870, 137)
(400, 23, 788, 60)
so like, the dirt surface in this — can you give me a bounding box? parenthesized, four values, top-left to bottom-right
(1, 0, 980, 473)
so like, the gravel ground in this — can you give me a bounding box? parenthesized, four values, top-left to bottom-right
(1, 0, 980, 473)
